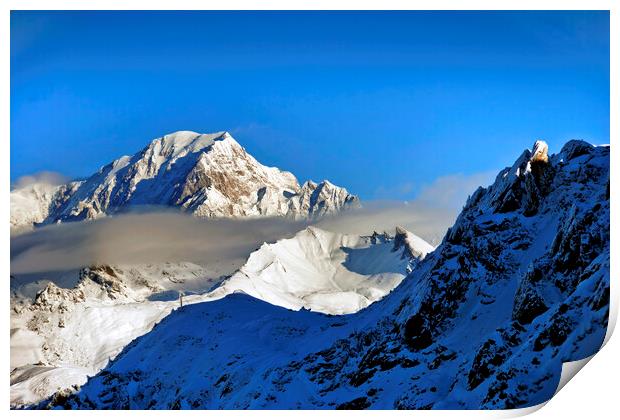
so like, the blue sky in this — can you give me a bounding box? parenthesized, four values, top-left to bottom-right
(11, 11, 609, 200)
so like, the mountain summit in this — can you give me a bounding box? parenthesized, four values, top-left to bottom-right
(10, 131, 360, 230)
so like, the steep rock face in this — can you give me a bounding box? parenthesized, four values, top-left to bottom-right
(393, 226, 435, 263)
(315, 140, 609, 409)
(467, 140, 553, 216)
(293, 180, 360, 218)
(10, 131, 360, 229)
(39, 140, 609, 409)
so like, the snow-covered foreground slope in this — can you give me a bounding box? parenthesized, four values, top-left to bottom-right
(10, 131, 359, 231)
(206, 226, 433, 314)
(42, 140, 609, 409)
(11, 227, 430, 406)
(10, 262, 226, 406)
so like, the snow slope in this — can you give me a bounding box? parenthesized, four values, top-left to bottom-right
(10, 183, 60, 233)
(44, 140, 609, 409)
(10, 131, 359, 230)
(11, 227, 431, 406)
(205, 227, 433, 314)
(10, 180, 83, 234)
(10, 262, 224, 406)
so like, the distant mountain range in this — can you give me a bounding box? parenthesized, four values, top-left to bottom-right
(10, 131, 359, 232)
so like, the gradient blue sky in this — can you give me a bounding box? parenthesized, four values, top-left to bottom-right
(11, 11, 609, 200)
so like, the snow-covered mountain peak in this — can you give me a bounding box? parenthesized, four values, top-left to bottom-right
(10, 183, 60, 232)
(204, 225, 430, 315)
(136, 130, 234, 174)
(466, 140, 580, 217)
(393, 226, 435, 261)
(149, 130, 231, 158)
(531, 140, 549, 163)
(559, 139, 596, 161)
(10, 131, 360, 228)
(303, 179, 336, 188)
(298, 179, 360, 218)
(302, 180, 318, 190)
(10, 180, 82, 234)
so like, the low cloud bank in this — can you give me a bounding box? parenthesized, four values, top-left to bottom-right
(318, 170, 497, 243)
(316, 201, 455, 245)
(10, 212, 307, 274)
(414, 171, 497, 210)
(12, 171, 69, 189)
(10, 170, 497, 275)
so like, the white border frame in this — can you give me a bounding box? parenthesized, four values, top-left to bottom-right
(2, 2, 617, 419)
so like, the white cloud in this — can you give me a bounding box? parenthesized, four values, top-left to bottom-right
(12, 171, 69, 189)
(10, 170, 499, 274)
(319, 170, 498, 245)
(10, 212, 308, 274)
(415, 171, 498, 210)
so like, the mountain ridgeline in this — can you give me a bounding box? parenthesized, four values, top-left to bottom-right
(10, 131, 360, 231)
(41, 140, 609, 409)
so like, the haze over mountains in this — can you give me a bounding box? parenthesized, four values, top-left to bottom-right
(9, 133, 609, 410)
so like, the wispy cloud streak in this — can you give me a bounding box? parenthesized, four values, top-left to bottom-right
(10, 170, 497, 274)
